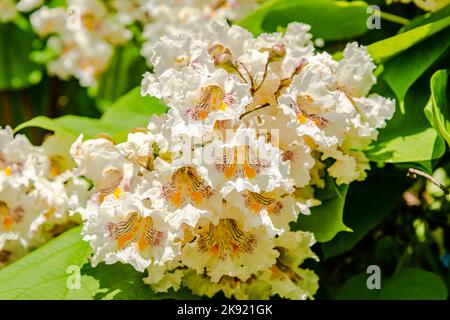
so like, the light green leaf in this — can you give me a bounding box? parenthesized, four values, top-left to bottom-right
(15, 87, 168, 143)
(367, 15, 450, 63)
(0, 23, 43, 91)
(428, 69, 450, 146)
(293, 176, 351, 242)
(101, 87, 168, 133)
(367, 126, 445, 163)
(383, 31, 450, 102)
(335, 268, 448, 300)
(238, 0, 369, 40)
(64, 276, 107, 300)
(14, 115, 108, 139)
(322, 168, 411, 259)
(0, 227, 94, 300)
(366, 77, 446, 163)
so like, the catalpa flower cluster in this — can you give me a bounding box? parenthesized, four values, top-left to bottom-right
(70, 20, 394, 299)
(132, 0, 260, 66)
(0, 127, 89, 267)
(25, 0, 259, 87)
(30, 0, 132, 87)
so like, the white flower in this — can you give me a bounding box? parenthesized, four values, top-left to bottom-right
(82, 192, 179, 272)
(30, 0, 131, 87)
(16, 0, 43, 12)
(0, 127, 88, 260)
(182, 217, 279, 282)
(336, 42, 377, 98)
(0, 0, 17, 23)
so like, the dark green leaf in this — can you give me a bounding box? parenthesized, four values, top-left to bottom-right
(335, 268, 448, 300)
(83, 263, 198, 300)
(0, 23, 43, 90)
(96, 43, 148, 112)
(322, 167, 411, 259)
(293, 176, 351, 242)
(239, 0, 369, 40)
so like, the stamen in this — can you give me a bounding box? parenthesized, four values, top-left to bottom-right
(187, 86, 227, 121)
(291, 96, 329, 130)
(108, 212, 164, 251)
(215, 146, 270, 179)
(197, 219, 257, 260)
(242, 191, 283, 214)
(162, 167, 214, 208)
(3, 166, 11, 176)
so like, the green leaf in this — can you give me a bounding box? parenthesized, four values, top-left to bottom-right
(101, 86, 168, 133)
(238, 0, 369, 40)
(64, 276, 107, 300)
(428, 69, 450, 146)
(96, 43, 148, 112)
(379, 268, 448, 300)
(366, 77, 446, 164)
(14, 115, 108, 139)
(400, 4, 450, 32)
(293, 176, 351, 242)
(334, 273, 379, 300)
(0, 23, 43, 90)
(14, 86, 168, 143)
(0, 226, 94, 300)
(322, 167, 411, 259)
(383, 31, 450, 102)
(336, 268, 448, 300)
(82, 263, 198, 300)
(367, 16, 450, 63)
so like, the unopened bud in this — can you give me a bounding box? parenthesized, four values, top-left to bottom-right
(208, 43, 227, 57)
(270, 44, 286, 59)
(215, 52, 232, 66)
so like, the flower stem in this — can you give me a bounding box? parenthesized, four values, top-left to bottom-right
(380, 11, 410, 26)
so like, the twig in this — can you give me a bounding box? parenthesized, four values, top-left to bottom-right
(407, 168, 449, 195)
(239, 103, 270, 120)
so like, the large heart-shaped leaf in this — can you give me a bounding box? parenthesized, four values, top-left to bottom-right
(0, 226, 95, 300)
